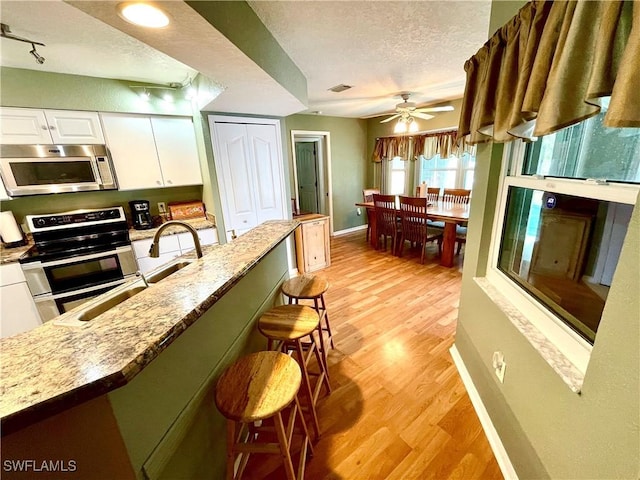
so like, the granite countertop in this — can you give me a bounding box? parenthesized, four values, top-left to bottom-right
(0, 220, 298, 434)
(128, 216, 216, 242)
(0, 240, 33, 265)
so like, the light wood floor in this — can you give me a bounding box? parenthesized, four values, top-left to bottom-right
(245, 231, 503, 480)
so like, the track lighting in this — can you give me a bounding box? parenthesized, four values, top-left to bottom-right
(1, 23, 46, 65)
(130, 81, 191, 102)
(29, 43, 45, 65)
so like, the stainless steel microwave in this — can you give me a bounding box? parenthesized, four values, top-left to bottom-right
(0, 144, 118, 196)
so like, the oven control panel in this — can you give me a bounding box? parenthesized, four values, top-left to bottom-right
(27, 207, 125, 232)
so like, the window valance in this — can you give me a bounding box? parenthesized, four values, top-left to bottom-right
(458, 0, 639, 145)
(372, 130, 475, 162)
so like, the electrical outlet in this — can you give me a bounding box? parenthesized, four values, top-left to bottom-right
(492, 351, 506, 383)
(158, 202, 166, 214)
(356, 207, 362, 216)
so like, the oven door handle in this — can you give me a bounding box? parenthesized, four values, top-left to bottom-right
(32, 278, 130, 301)
(21, 246, 133, 269)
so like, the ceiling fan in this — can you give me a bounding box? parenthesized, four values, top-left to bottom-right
(380, 93, 454, 132)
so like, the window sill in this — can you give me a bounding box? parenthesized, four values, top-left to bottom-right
(474, 277, 585, 393)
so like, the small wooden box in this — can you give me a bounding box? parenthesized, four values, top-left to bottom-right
(168, 201, 206, 220)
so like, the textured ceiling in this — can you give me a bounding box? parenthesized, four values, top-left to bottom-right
(0, 1, 491, 119)
(0, 1, 196, 85)
(248, 1, 491, 117)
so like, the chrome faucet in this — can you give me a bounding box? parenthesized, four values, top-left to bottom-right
(149, 221, 203, 259)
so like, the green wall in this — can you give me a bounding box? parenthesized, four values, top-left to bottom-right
(0, 67, 193, 115)
(284, 114, 368, 232)
(454, 1, 640, 479)
(2, 186, 203, 228)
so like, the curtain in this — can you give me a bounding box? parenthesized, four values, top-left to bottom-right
(372, 130, 475, 163)
(371, 136, 410, 162)
(458, 0, 639, 144)
(421, 130, 476, 160)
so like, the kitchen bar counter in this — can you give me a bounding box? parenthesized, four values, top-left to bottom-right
(0, 220, 297, 434)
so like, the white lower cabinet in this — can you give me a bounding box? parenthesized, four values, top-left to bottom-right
(1, 263, 42, 338)
(132, 228, 218, 274)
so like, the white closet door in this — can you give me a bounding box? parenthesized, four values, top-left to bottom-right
(151, 117, 202, 187)
(213, 123, 258, 234)
(248, 124, 286, 225)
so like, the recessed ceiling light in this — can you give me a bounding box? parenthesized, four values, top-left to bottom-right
(118, 3, 170, 28)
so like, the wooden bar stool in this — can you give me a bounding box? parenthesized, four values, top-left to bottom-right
(281, 275, 334, 373)
(258, 305, 331, 440)
(215, 351, 313, 480)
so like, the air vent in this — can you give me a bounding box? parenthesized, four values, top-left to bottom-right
(328, 84, 353, 93)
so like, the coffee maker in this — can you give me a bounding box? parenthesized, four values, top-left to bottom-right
(129, 200, 153, 230)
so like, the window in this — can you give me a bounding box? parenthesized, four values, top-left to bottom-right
(387, 156, 408, 195)
(418, 152, 476, 192)
(490, 109, 639, 371)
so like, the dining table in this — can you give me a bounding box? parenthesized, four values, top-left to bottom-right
(356, 198, 470, 268)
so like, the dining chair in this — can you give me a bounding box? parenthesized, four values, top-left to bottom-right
(426, 187, 441, 203)
(372, 193, 400, 254)
(442, 188, 471, 204)
(363, 188, 380, 241)
(456, 225, 467, 255)
(442, 188, 471, 254)
(398, 196, 443, 264)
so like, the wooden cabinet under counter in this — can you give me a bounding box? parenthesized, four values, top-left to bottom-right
(294, 214, 331, 274)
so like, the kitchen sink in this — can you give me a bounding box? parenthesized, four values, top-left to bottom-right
(77, 286, 147, 322)
(146, 260, 194, 283)
(59, 259, 195, 325)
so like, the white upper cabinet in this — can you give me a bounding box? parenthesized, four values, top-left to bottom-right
(0, 107, 104, 144)
(100, 113, 164, 190)
(100, 113, 202, 191)
(151, 117, 202, 187)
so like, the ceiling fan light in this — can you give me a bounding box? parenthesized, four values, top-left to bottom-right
(408, 119, 419, 132)
(118, 3, 170, 28)
(394, 119, 407, 133)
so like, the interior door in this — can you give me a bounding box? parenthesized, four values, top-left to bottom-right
(247, 124, 286, 224)
(295, 142, 319, 214)
(213, 123, 258, 235)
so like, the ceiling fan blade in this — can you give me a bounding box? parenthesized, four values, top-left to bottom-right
(414, 105, 455, 113)
(380, 113, 401, 123)
(412, 112, 435, 121)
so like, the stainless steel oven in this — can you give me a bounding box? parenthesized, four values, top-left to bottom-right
(19, 207, 136, 321)
(0, 144, 117, 196)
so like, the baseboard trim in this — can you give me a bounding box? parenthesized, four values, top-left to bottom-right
(332, 224, 367, 236)
(450, 345, 519, 480)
